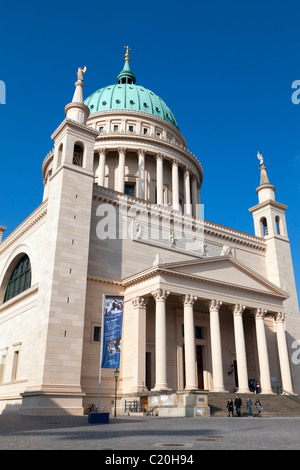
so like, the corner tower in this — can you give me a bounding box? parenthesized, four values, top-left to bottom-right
(20, 68, 98, 415)
(249, 152, 300, 393)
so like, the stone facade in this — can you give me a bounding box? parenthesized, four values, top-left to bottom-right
(0, 57, 299, 416)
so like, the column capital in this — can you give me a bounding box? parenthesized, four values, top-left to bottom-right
(275, 312, 286, 323)
(151, 288, 170, 302)
(172, 158, 180, 167)
(118, 147, 127, 155)
(98, 147, 107, 156)
(182, 294, 197, 306)
(254, 308, 267, 319)
(156, 153, 165, 161)
(137, 148, 146, 157)
(207, 299, 222, 311)
(231, 304, 246, 316)
(132, 296, 148, 309)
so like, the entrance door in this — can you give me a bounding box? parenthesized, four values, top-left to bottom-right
(197, 345, 204, 390)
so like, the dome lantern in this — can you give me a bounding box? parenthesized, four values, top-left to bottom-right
(117, 45, 136, 85)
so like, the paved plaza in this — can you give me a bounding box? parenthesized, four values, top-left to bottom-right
(0, 414, 299, 452)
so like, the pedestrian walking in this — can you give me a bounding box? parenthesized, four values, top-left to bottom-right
(234, 395, 242, 417)
(255, 398, 263, 417)
(246, 397, 253, 417)
(226, 398, 234, 417)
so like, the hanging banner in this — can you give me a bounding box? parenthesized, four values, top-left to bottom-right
(101, 295, 124, 369)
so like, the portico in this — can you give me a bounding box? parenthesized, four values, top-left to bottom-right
(122, 256, 294, 397)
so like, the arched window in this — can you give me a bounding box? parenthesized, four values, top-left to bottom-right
(57, 143, 63, 169)
(260, 217, 268, 237)
(73, 144, 83, 167)
(3, 255, 31, 303)
(275, 215, 281, 235)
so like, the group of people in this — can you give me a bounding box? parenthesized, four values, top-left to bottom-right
(226, 395, 263, 417)
(249, 380, 261, 394)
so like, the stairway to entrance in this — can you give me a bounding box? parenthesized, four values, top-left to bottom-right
(208, 392, 300, 417)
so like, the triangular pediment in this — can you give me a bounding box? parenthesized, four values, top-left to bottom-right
(159, 256, 287, 297)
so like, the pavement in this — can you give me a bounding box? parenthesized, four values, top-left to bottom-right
(0, 414, 299, 454)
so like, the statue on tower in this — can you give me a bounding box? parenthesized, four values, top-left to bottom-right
(77, 66, 87, 82)
(257, 151, 264, 166)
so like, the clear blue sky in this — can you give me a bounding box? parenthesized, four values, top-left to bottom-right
(0, 0, 300, 299)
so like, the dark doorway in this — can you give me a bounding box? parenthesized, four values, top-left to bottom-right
(197, 345, 204, 390)
(146, 352, 151, 390)
(233, 359, 238, 388)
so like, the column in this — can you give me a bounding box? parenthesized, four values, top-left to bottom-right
(208, 299, 226, 392)
(254, 308, 273, 394)
(131, 296, 148, 392)
(183, 294, 198, 390)
(97, 147, 106, 187)
(137, 149, 145, 199)
(232, 304, 249, 393)
(172, 159, 180, 211)
(156, 154, 164, 205)
(117, 147, 126, 193)
(151, 288, 170, 390)
(184, 167, 192, 215)
(275, 312, 294, 394)
(191, 176, 200, 218)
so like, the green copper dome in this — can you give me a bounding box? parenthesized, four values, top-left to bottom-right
(84, 55, 179, 129)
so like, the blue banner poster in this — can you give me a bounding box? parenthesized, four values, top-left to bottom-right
(101, 295, 124, 369)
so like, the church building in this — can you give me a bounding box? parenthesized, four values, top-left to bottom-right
(0, 48, 299, 416)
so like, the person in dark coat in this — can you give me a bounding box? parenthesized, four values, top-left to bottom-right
(226, 398, 234, 417)
(255, 398, 263, 417)
(234, 395, 242, 416)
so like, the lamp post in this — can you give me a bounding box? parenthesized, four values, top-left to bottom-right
(114, 368, 119, 417)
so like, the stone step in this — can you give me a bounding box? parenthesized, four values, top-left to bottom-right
(208, 392, 300, 417)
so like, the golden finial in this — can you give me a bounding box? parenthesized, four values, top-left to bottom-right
(124, 45, 131, 62)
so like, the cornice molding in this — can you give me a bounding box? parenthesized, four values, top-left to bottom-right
(0, 203, 47, 256)
(249, 199, 288, 213)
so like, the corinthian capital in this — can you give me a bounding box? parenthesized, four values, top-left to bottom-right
(98, 147, 107, 156)
(151, 288, 170, 302)
(182, 294, 197, 306)
(254, 308, 267, 319)
(231, 304, 246, 316)
(137, 148, 146, 157)
(132, 296, 148, 309)
(118, 147, 127, 155)
(275, 312, 286, 323)
(207, 299, 222, 311)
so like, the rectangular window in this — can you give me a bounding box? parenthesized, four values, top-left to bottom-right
(143, 128, 148, 134)
(182, 325, 204, 339)
(99, 126, 104, 133)
(195, 326, 204, 339)
(128, 125, 134, 132)
(125, 184, 135, 197)
(113, 125, 119, 132)
(93, 326, 101, 342)
(0, 352, 7, 383)
(11, 351, 19, 381)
